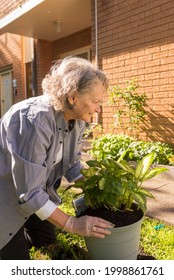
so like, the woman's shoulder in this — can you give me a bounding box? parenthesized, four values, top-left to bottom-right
(3, 95, 55, 129)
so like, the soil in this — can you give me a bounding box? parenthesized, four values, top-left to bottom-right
(78, 203, 144, 227)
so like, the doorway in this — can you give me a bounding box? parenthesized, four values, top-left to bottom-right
(0, 70, 13, 117)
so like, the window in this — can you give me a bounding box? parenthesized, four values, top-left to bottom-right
(60, 46, 91, 61)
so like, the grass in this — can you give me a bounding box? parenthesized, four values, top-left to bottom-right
(140, 217, 174, 260)
(30, 185, 174, 260)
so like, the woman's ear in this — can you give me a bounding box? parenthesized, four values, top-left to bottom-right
(68, 93, 77, 105)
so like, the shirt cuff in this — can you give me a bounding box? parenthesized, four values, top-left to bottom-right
(35, 200, 57, 220)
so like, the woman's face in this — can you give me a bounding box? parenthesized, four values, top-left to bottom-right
(72, 81, 106, 123)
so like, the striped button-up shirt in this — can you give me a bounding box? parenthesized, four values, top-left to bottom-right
(0, 95, 86, 249)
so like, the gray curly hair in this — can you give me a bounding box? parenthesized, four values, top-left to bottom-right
(42, 56, 109, 111)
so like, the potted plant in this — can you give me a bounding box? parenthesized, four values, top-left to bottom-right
(68, 151, 168, 260)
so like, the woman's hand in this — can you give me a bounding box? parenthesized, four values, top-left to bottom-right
(63, 215, 114, 238)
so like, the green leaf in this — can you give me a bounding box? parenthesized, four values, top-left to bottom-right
(138, 187, 155, 199)
(64, 182, 83, 192)
(117, 150, 128, 162)
(82, 175, 102, 190)
(133, 192, 147, 213)
(81, 167, 96, 178)
(99, 177, 106, 190)
(114, 160, 135, 175)
(111, 181, 123, 194)
(101, 158, 116, 169)
(84, 192, 93, 207)
(86, 160, 102, 168)
(141, 167, 168, 182)
(135, 153, 156, 180)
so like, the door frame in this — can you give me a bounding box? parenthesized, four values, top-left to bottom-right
(0, 68, 13, 117)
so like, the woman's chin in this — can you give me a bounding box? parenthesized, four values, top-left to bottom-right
(83, 117, 92, 123)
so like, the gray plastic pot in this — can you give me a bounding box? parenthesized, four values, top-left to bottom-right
(85, 216, 144, 260)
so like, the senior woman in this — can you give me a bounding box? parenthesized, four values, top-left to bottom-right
(0, 56, 113, 259)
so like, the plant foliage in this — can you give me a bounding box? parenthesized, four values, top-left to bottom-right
(91, 134, 174, 165)
(70, 152, 168, 213)
(109, 79, 148, 137)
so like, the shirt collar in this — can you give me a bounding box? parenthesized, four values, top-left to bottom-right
(54, 111, 75, 132)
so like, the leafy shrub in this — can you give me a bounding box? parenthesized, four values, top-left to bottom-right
(109, 79, 148, 138)
(91, 134, 174, 165)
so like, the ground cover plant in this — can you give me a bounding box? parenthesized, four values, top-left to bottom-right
(90, 134, 174, 166)
(30, 185, 174, 260)
(140, 217, 174, 260)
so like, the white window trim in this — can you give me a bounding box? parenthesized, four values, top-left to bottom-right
(59, 46, 91, 60)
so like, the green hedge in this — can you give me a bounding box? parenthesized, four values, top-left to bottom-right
(91, 134, 174, 165)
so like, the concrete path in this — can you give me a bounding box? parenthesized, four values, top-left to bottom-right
(143, 165, 174, 225)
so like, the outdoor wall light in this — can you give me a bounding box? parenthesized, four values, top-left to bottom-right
(55, 19, 62, 33)
(12, 79, 17, 95)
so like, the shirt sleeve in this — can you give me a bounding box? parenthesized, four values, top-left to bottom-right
(64, 161, 84, 182)
(5, 109, 55, 215)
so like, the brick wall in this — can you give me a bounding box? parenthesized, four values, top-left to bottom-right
(35, 39, 53, 95)
(0, 0, 27, 103)
(91, 0, 174, 144)
(53, 28, 91, 58)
